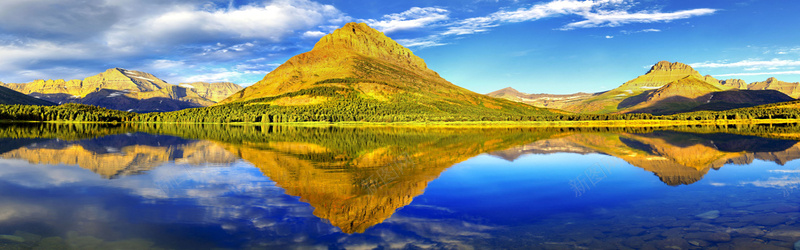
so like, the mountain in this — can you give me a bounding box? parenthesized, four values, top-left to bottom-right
(571, 61, 729, 113)
(216, 22, 558, 121)
(2, 68, 243, 112)
(487, 87, 593, 110)
(490, 61, 795, 115)
(0, 84, 54, 106)
(747, 77, 800, 98)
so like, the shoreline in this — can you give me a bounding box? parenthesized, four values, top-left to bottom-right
(2, 119, 799, 127)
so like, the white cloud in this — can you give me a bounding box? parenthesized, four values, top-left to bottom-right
(442, 0, 716, 35)
(0, 41, 93, 70)
(605, 35, 614, 39)
(396, 36, 448, 48)
(0, 0, 349, 84)
(105, 0, 347, 49)
(691, 59, 800, 68)
(741, 175, 800, 189)
(621, 28, 661, 34)
(365, 7, 449, 33)
(442, 16, 498, 35)
(302, 30, 326, 39)
(149, 59, 186, 69)
(493, 0, 614, 23)
(181, 68, 266, 86)
(0, 0, 118, 39)
(561, 8, 716, 30)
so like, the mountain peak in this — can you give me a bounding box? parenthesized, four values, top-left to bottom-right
(498, 87, 520, 93)
(85, 68, 171, 92)
(646, 61, 699, 75)
(313, 22, 428, 69)
(766, 77, 778, 83)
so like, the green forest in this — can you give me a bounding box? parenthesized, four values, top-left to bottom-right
(1, 99, 799, 124)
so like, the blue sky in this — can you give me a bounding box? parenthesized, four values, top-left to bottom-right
(0, 0, 798, 94)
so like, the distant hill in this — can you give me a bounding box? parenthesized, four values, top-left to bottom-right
(2, 68, 243, 112)
(486, 87, 592, 110)
(0, 84, 54, 106)
(489, 61, 795, 115)
(211, 22, 559, 122)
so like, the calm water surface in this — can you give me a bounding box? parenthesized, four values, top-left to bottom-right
(0, 124, 799, 249)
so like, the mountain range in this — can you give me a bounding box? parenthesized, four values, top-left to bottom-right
(2, 22, 796, 119)
(2, 68, 243, 112)
(489, 61, 796, 115)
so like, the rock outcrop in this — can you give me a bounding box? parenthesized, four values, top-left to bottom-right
(720, 79, 748, 89)
(621, 61, 712, 88)
(748, 77, 800, 98)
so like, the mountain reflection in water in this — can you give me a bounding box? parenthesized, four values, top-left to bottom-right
(491, 131, 800, 186)
(0, 123, 799, 248)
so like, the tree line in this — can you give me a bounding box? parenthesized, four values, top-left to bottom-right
(1, 99, 798, 124)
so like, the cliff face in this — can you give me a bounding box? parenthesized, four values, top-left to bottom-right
(1, 69, 242, 112)
(622, 61, 709, 88)
(721, 79, 748, 89)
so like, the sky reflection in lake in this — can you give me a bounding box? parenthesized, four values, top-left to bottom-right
(0, 124, 799, 249)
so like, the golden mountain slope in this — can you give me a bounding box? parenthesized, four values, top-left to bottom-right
(209, 127, 547, 233)
(217, 22, 557, 119)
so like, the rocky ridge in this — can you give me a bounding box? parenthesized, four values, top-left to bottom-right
(2, 68, 243, 112)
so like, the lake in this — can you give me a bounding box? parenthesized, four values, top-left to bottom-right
(0, 123, 799, 249)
